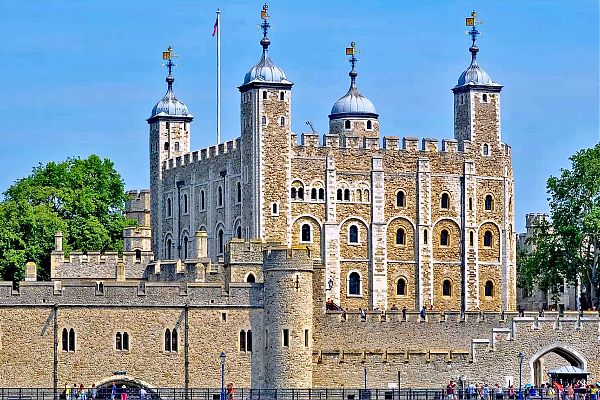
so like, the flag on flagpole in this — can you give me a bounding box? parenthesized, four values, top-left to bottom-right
(466, 17, 475, 26)
(212, 17, 219, 37)
(345, 47, 354, 56)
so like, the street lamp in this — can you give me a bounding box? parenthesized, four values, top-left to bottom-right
(517, 352, 524, 400)
(220, 352, 226, 400)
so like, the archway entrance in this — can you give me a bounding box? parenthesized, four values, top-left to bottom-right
(94, 375, 155, 398)
(529, 344, 587, 387)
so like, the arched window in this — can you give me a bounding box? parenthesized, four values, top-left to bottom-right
(262, 91, 267, 100)
(280, 117, 285, 127)
(348, 272, 361, 296)
(440, 229, 449, 246)
(164, 329, 171, 352)
(272, 203, 278, 215)
(311, 188, 317, 200)
(246, 273, 256, 283)
(200, 191, 205, 210)
(164, 142, 169, 151)
(218, 230, 224, 254)
(337, 189, 343, 201)
(484, 230, 493, 247)
(318, 188, 325, 200)
(298, 188, 304, 200)
(344, 120, 351, 129)
(237, 182, 242, 203)
(262, 115, 267, 125)
(167, 198, 172, 217)
(172, 329, 178, 352)
(423, 229, 428, 244)
(396, 278, 406, 296)
(442, 280, 452, 297)
(291, 187, 297, 199)
(183, 236, 189, 259)
(166, 238, 172, 259)
(62, 328, 68, 352)
(485, 281, 494, 297)
(485, 195, 493, 211)
(469, 231, 474, 247)
(396, 191, 405, 207)
(483, 144, 489, 156)
(236, 225, 242, 239)
(344, 189, 350, 201)
(441, 193, 450, 209)
(239, 330, 252, 352)
(280, 91, 285, 101)
(115, 332, 122, 350)
(301, 224, 311, 243)
(349, 225, 359, 244)
(183, 194, 188, 214)
(396, 228, 405, 245)
(357, 190, 363, 202)
(363, 189, 369, 201)
(366, 120, 372, 130)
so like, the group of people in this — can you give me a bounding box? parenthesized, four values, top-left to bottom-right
(64, 383, 148, 400)
(456, 380, 599, 400)
(461, 382, 516, 400)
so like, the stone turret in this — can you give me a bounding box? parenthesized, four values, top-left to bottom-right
(262, 245, 313, 388)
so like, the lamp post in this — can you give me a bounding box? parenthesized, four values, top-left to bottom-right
(518, 352, 524, 400)
(220, 352, 226, 400)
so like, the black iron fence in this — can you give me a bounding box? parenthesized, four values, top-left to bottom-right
(0, 388, 567, 400)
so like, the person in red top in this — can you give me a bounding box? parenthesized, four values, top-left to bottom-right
(121, 386, 128, 400)
(226, 383, 235, 400)
(447, 380, 457, 400)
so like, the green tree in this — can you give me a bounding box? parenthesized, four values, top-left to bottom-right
(0, 155, 134, 281)
(520, 144, 600, 309)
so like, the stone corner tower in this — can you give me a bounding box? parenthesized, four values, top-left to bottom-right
(238, 5, 293, 245)
(147, 47, 193, 259)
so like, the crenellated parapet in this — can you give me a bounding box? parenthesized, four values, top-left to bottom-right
(163, 138, 241, 171)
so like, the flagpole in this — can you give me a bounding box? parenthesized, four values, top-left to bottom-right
(216, 9, 221, 145)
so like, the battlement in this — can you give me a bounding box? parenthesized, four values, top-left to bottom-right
(163, 138, 241, 171)
(263, 245, 313, 270)
(0, 279, 263, 307)
(226, 239, 267, 264)
(292, 133, 511, 157)
(50, 249, 152, 281)
(525, 212, 549, 228)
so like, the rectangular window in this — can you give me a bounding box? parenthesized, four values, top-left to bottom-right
(282, 329, 289, 347)
(247, 330, 253, 352)
(221, 312, 227, 322)
(304, 329, 309, 347)
(123, 332, 129, 351)
(265, 330, 269, 349)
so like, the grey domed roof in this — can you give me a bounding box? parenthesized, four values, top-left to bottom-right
(244, 52, 290, 85)
(455, 46, 501, 89)
(150, 75, 192, 119)
(329, 70, 378, 119)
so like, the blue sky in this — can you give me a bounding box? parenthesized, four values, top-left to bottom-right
(1, 1, 598, 232)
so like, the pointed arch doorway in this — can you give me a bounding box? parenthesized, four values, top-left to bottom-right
(528, 343, 587, 387)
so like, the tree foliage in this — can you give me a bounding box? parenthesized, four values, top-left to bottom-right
(519, 143, 600, 309)
(0, 155, 134, 281)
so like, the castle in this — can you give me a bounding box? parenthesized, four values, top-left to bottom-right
(1, 6, 597, 392)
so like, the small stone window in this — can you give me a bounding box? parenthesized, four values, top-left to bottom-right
(484, 230, 493, 247)
(282, 329, 289, 347)
(396, 278, 406, 296)
(440, 229, 449, 246)
(301, 223, 311, 243)
(396, 191, 406, 207)
(311, 188, 317, 200)
(166, 198, 172, 217)
(482, 93, 488, 103)
(468, 197, 473, 211)
(217, 186, 223, 207)
(115, 332, 130, 351)
(349, 225, 359, 244)
(441, 193, 450, 209)
(236, 225, 242, 239)
(183, 193, 188, 214)
(200, 190, 206, 210)
(484, 195, 493, 211)
(135, 249, 142, 261)
(482, 143, 490, 156)
(164, 142, 169, 151)
(280, 117, 285, 127)
(262, 115, 267, 125)
(218, 229, 224, 255)
(262, 91, 267, 100)
(246, 273, 256, 283)
(348, 271, 361, 296)
(337, 189, 343, 201)
(280, 91, 285, 101)
(304, 329, 309, 347)
(396, 228, 405, 245)
(344, 120, 351, 129)
(240, 330, 252, 352)
(165, 238, 172, 259)
(442, 280, 452, 297)
(237, 182, 242, 203)
(291, 187, 297, 199)
(423, 229, 428, 245)
(271, 202, 279, 216)
(174, 142, 180, 151)
(366, 120, 373, 130)
(183, 236, 189, 259)
(62, 328, 75, 352)
(318, 188, 325, 200)
(459, 94, 464, 105)
(485, 281, 494, 297)
(164, 328, 178, 352)
(469, 231, 474, 247)
(344, 189, 350, 201)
